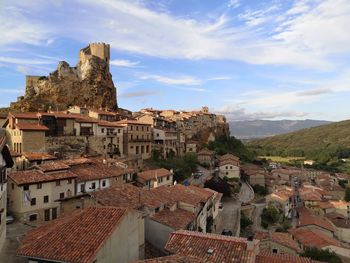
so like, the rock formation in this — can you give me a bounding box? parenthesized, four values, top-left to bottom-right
(10, 43, 117, 111)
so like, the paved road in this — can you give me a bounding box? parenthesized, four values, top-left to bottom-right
(251, 203, 265, 232)
(189, 166, 212, 187)
(214, 197, 240, 235)
(0, 222, 36, 263)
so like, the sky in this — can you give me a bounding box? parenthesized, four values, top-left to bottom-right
(1, 0, 350, 121)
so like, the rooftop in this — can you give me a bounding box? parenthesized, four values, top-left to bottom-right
(9, 170, 76, 186)
(17, 207, 127, 263)
(150, 208, 196, 230)
(254, 231, 300, 252)
(298, 207, 335, 232)
(36, 161, 70, 172)
(288, 228, 341, 249)
(326, 212, 350, 229)
(22, 152, 57, 162)
(256, 252, 320, 263)
(134, 255, 206, 263)
(10, 112, 39, 119)
(138, 168, 172, 182)
(164, 230, 257, 263)
(15, 123, 49, 131)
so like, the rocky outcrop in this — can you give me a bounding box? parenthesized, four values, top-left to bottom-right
(11, 44, 117, 111)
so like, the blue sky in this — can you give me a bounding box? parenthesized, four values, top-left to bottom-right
(1, 0, 350, 121)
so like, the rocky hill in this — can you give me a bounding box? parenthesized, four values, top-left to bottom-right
(10, 43, 117, 111)
(230, 119, 331, 139)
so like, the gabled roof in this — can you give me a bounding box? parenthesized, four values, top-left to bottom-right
(150, 208, 196, 230)
(134, 255, 207, 263)
(15, 123, 49, 131)
(197, 149, 215, 156)
(164, 230, 257, 263)
(17, 207, 127, 263)
(256, 252, 321, 263)
(9, 170, 76, 185)
(298, 207, 335, 232)
(138, 168, 172, 182)
(116, 119, 151, 125)
(36, 162, 70, 172)
(9, 112, 39, 119)
(23, 152, 57, 162)
(288, 228, 341, 249)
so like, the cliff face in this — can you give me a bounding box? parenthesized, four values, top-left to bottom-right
(11, 45, 117, 111)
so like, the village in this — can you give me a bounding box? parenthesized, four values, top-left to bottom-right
(0, 44, 350, 263)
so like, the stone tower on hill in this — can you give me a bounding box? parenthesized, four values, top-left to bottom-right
(10, 43, 117, 112)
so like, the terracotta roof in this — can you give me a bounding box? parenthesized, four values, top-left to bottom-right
(150, 208, 196, 230)
(9, 170, 76, 185)
(298, 207, 335, 232)
(256, 252, 320, 263)
(62, 157, 93, 166)
(288, 228, 341, 249)
(164, 230, 257, 263)
(116, 119, 151, 125)
(39, 112, 78, 119)
(254, 231, 300, 252)
(318, 201, 334, 209)
(138, 168, 172, 182)
(269, 187, 294, 202)
(71, 163, 134, 182)
(219, 154, 240, 162)
(326, 212, 350, 228)
(22, 152, 57, 162)
(151, 185, 214, 206)
(91, 183, 164, 209)
(134, 255, 206, 263)
(15, 123, 49, 131)
(300, 190, 323, 202)
(97, 120, 124, 127)
(36, 162, 70, 172)
(10, 112, 39, 119)
(89, 108, 117, 116)
(17, 207, 127, 263)
(197, 149, 215, 156)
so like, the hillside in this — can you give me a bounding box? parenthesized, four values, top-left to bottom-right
(229, 119, 331, 139)
(247, 119, 350, 159)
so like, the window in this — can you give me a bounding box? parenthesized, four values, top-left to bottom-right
(60, 192, 65, 199)
(68, 179, 72, 184)
(167, 176, 170, 181)
(102, 180, 106, 187)
(136, 126, 139, 131)
(80, 184, 85, 193)
(23, 185, 29, 191)
(11, 183, 14, 190)
(118, 129, 121, 133)
(146, 145, 149, 153)
(272, 249, 278, 254)
(29, 214, 37, 221)
(56, 180, 61, 186)
(37, 183, 42, 189)
(31, 198, 36, 206)
(52, 208, 57, 220)
(101, 128, 105, 133)
(43, 195, 49, 203)
(44, 209, 50, 221)
(226, 172, 229, 175)
(91, 182, 96, 190)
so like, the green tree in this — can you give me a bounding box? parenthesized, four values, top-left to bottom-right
(300, 247, 341, 263)
(345, 187, 350, 202)
(261, 205, 280, 228)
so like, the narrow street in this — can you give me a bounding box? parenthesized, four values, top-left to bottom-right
(189, 166, 212, 187)
(251, 202, 265, 232)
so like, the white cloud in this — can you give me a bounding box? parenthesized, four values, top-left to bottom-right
(110, 59, 140, 67)
(16, 65, 29, 74)
(140, 74, 202, 85)
(228, 0, 240, 9)
(0, 56, 54, 65)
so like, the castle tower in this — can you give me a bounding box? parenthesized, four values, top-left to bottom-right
(79, 43, 110, 66)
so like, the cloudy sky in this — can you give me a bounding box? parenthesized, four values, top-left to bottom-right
(1, 0, 350, 121)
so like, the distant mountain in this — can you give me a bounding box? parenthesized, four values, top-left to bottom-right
(229, 119, 331, 139)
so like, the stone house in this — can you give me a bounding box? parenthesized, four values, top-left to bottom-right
(12, 152, 57, 171)
(137, 168, 173, 189)
(241, 164, 266, 187)
(197, 149, 215, 166)
(218, 154, 240, 179)
(254, 231, 301, 255)
(17, 207, 144, 263)
(326, 212, 350, 242)
(0, 136, 14, 251)
(7, 169, 76, 223)
(266, 186, 294, 218)
(117, 119, 152, 160)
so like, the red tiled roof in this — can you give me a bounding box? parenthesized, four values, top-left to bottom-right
(71, 163, 134, 182)
(62, 157, 93, 166)
(9, 170, 76, 185)
(23, 152, 57, 162)
(256, 252, 320, 263)
(17, 207, 127, 263)
(36, 162, 70, 172)
(219, 154, 240, 162)
(326, 212, 350, 228)
(151, 208, 196, 230)
(92, 183, 164, 209)
(134, 255, 206, 263)
(116, 119, 151, 125)
(89, 108, 117, 116)
(288, 228, 341, 249)
(97, 120, 124, 127)
(10, 112, 39, 119)
(15, 123, 49, 131)
(164, 230, 257, 263)
(254, 231, 300, 252)
(298, 207, 335, 232)
(39, 112, 78, 119)
(138, 168, 172, 181)
(197, 149, 215, 156)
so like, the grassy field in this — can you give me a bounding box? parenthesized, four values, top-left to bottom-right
(258, 156, 305, 163)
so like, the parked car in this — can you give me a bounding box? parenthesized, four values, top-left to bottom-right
(221, 229, 232, 236)
(6, 214, 15, 224)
